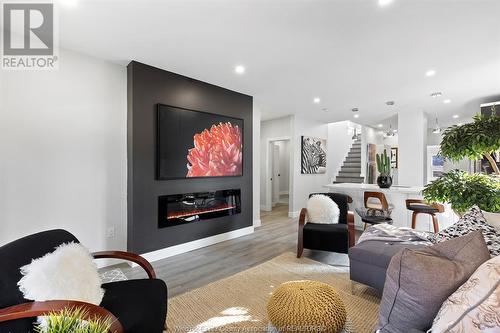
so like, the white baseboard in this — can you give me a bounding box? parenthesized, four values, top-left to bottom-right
(279, 190, 289, 195)
(253, 219, 262, 227)
(288, 211, 299, 218)
(136, 226, 255, 265)
(260, 204, 271, 211)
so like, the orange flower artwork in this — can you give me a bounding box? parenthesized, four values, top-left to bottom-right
(186, 122, 242, 177)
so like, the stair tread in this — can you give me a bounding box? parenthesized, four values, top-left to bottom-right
(335, 140, 364, 184)
(334, 180, 364, 184)
(333, 181, 364, 184)
(337, 175, 365, 178)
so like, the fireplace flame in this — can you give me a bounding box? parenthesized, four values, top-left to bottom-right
(167, 204, 236, 220)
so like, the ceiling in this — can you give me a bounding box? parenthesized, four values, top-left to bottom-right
(52, 0, 500, 126)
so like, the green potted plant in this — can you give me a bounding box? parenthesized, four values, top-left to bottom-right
(34, 307, 113, 333)
(423, 110, 500, 216)
(376, 149, 392, 188)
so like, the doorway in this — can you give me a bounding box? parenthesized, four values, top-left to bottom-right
(262, 138, 291, 222)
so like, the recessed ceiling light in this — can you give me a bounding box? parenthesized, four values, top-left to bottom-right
(425, 70, 436, 77)
(351, 108, 359, 118)
(313, 97, 321, 104)
(430, 92, 443, 98)
(443, 99, 451, 104)
(452, 114, 459, 119)
(378, 0, 393, 6)
(377, 124, 383, 128)
(234, 65, 245, 74)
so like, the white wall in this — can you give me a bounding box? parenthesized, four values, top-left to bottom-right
(427, 128, 443, 146)
(260, 116, 293, 210)
(326, 121, 358, 182)
(253, 108, 261, 227)
(0, 49, 128, 252)
(398, 110, 428, 186)
(260, 115, 330, 216)
(291, 116, 329, 215)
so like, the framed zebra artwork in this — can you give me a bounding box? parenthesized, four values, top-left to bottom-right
(301, 136, 327, 174)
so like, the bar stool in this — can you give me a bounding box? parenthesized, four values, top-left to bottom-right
(360, 191, 393, 230)
(405, 199, 444, 233)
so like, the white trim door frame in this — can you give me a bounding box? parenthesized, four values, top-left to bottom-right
(264, 136, 292, 211)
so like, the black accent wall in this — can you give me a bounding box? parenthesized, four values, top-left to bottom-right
(127, 61, 253, 254)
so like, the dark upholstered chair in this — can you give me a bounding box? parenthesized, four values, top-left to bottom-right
(0, 230, 167, 333)
(297, 193, 355, 258)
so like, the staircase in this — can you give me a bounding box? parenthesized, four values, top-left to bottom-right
(334, 138, 364, 183)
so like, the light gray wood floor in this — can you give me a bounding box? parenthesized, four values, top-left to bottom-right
(114, 204, 356, 297)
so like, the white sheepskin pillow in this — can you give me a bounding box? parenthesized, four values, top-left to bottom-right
(18, 242, 104, 305)
(306, 195, 340, 224)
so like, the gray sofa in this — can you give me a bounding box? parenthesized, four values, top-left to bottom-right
(349, 240, 428, 333)
(348, 240, 423, 291)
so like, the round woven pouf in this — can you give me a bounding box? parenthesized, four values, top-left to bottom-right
(267, 280, 347, 333)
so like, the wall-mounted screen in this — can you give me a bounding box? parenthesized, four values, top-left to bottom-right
(156, 104, 243, 180)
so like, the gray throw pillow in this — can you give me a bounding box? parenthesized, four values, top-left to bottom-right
(428, 205, 500, 257)
(377, 231, 491, 333)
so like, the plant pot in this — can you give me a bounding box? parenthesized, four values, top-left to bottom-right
(377, 174, 392, 189)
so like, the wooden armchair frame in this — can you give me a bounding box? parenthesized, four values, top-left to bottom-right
(364, 191, 389, 210)
(0, 251, 157, 333)
(297, 196, 355, 258)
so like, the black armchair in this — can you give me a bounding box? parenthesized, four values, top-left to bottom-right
(297, 193, 355, 258)
(0, 229, 167, 333)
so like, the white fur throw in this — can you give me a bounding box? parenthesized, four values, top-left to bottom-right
(18, 242, 104, 305)
(306, 195, 340, 224)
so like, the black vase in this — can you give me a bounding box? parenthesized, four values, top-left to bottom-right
(377, 174, 392, 189)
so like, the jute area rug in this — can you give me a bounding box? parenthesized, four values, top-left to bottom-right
(166, 252, 380, 333)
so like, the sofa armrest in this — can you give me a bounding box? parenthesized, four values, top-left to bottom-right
(92, 251, 156, 279)
(0, 300, 124, 333)
(347, 211, 356, 248)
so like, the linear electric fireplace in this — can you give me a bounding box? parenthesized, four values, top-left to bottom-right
(158, 189, 241, 228)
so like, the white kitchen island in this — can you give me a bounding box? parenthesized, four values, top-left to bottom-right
(323, 183, 457, 231)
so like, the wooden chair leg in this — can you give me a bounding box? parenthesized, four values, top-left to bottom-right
(297, 235, 304, 258)
(297, 245, 303, 258)
(432, 214, 439, 233)
(411, 211, 418, 229)
(363, 223, 368, 230)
